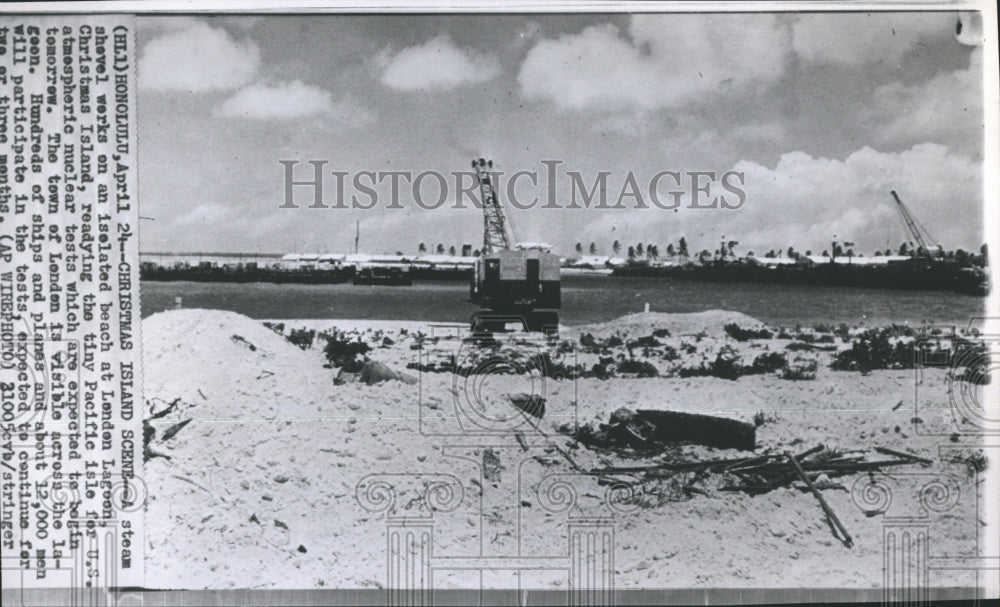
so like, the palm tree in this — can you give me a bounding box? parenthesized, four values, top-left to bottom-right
(650, 245, 660, 260)
(436, 243, 445, 254)
(786, 246, 795, 259)
(418, 242, 427, 254)
(449, 245, 457, 256)
(612, 240, 622, 256)
(589, 242, 597, 255)
(678, 237, 689, 258)
(575, 242, 583, 255)
(627, 245, 636, 259)
(666, 243, 675, 258)
(636, 243, 645, 258)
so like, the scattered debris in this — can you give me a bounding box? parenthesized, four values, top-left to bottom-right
(594, 444, 929, 504)
(161, 419, 193, 442)
(510, 393, 545, 419)
(358, 361, 416, 385)
(231, 334, 257, 351)
(483, 448, 502, 483)
(874, 446, 932, 465)
(786, 451, 853, 547)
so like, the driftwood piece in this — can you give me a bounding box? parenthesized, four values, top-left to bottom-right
(874, 446, 933, 465)
(786, 451, 853, 547)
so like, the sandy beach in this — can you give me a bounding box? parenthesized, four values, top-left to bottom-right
(142, 308, 986, 592)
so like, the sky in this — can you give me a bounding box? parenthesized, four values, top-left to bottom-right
(136, 11, 986, 257)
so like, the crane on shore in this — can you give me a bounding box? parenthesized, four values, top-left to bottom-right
(469, 158, 561, 334)
(891, 190, 941, 258)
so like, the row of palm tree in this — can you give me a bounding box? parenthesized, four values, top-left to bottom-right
(416, 243, 480, 257)
(574, 238, 692, 261)
(571, 239, 988, 268)
(411, 239, 986, 268)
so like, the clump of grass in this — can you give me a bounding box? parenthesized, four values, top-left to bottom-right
(753, 410, 780, 427)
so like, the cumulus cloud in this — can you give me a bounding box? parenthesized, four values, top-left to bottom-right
(140, 20, 260, 92)
(518, 14, 789, 111)
(217, 81, 373, 123)
(791, 12, 955, 65)
(573, 143, 982, 255)
(872, 48, 983, 152)
(380, 34, 501, 91)
(728, 143, 983, 252)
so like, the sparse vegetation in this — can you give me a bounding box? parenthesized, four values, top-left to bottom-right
(617, 359, 659, 377)
(724, 323, 774, 342)
(263, 321, 285, 335)
(781, 357, 818, 380)
(287, 328, 316, 350)
(753, 410, 780, 427)
(831, 328, 915, 372)
(750, 352, 787, 374)
(322, 331, 372, 372)
(627, 335, 661, 349)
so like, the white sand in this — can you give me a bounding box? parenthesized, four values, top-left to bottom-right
(143, 308, 983, 592)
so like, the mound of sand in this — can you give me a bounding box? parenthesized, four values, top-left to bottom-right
(564, 310, 767, 340)
(142, 309, 331, 420)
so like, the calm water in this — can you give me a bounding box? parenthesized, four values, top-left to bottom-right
(139, 275, 986, 328)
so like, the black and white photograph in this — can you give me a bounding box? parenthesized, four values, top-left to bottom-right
(1, 2, 997, 605)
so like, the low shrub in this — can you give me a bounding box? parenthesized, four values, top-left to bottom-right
(724, 323, 774, 342)
(322, 332, 372, 372)
(831, 328, 914, 372)
(628, 335, 661, 349)
(287, 328, 316, 350)
(617, 359, 659, 377)
(750, 351, 787, 374)
(263, 321, 285, 335)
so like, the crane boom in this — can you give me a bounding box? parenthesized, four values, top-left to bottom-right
(891, 190, 938, 256)
(473, 158, 510, 254)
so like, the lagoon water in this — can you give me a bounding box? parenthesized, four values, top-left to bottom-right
(139, 274, 985, 328)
